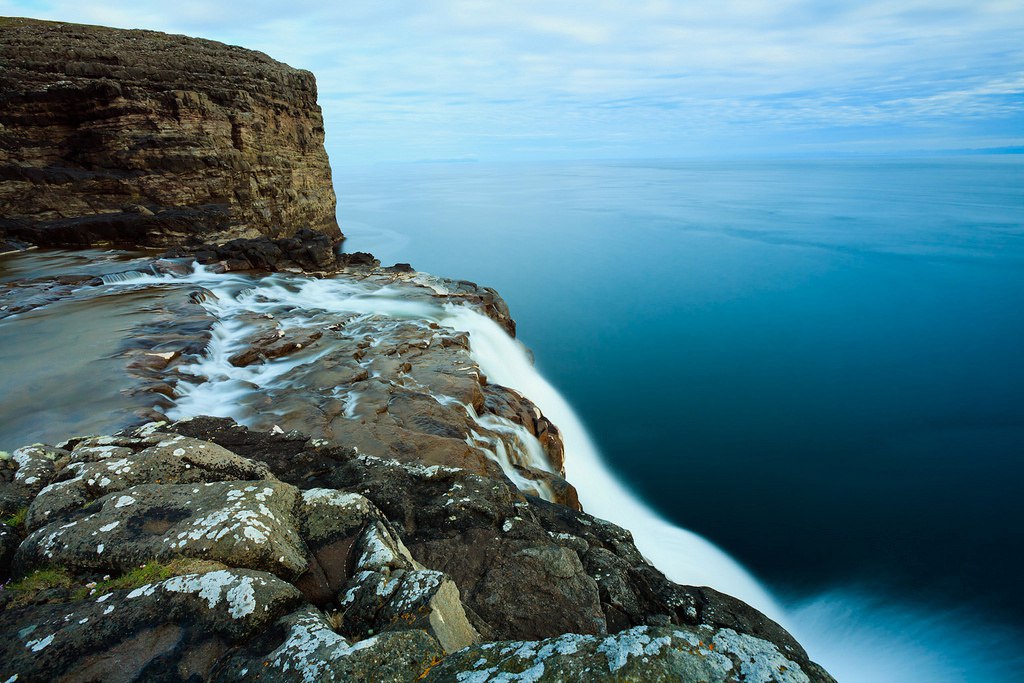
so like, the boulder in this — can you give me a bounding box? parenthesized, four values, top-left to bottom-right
(210, 606, 443, 683)
(16, 480, 309, 579)
(26, 432, 274, 531)
(0, 569, 304, 682)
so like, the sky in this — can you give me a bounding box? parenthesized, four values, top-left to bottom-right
(2, 0, 1022, 162)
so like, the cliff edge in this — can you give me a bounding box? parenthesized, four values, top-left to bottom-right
(0, 17, 340, 247)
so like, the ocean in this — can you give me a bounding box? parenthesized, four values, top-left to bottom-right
(335, 156, 1024, 681)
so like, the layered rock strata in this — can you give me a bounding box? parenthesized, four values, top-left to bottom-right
(0, 17, 339, 247)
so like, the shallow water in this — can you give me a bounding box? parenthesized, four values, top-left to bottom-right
(336, 156, 1024, 680)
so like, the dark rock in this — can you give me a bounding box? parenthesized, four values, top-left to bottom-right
(0, 523, 18, 579)
(210, 607, 444, 683)
(338, 251, 380, 269)
(159, 418, 821, 675)
(0, 569, 305, 682)
(164, 228, 342, 273)
(0, 419, 833, 682)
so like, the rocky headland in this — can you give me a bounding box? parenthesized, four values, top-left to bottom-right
(0, 17, 339, 249)
(0, 18, 834, 682)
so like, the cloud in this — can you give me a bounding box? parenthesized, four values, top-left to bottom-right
(2, 0, 1022, 159)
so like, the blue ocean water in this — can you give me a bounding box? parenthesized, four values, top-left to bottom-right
(335, 157, 1024, 659)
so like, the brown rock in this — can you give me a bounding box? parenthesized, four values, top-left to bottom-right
(0, 17, 339, 247)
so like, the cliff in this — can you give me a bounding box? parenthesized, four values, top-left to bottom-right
(0, 17, 339, 248)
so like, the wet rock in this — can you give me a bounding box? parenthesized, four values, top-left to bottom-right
(484, 384, 565, 475)
(228, 327, 323, 367)
(0, 236, 32, 254)
(0, 569, 304, 683)
(165, 228, 342, 273)
(338, 251, 380, 269)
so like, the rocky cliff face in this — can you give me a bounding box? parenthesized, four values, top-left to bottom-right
(0, 17, 340, 247)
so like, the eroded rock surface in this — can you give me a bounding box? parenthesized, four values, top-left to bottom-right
(0, 17, 339, 247)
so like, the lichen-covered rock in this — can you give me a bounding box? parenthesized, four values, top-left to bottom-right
(162, 418, 814, 661)
(16, 480, 308, 579)
(424, 624, 819, 683)
(325, 513, 480, 653)
(26, 432, 274, 531)
(11, 443, 65, 497)
(0, 419, 831, 682)
(339, 568, 479, 654)
(211, 606, 444, 683)
(0, 569, 304, 682)
(0, 17, 339, 247)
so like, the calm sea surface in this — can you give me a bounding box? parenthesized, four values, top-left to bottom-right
(336, 157, 1024, 629)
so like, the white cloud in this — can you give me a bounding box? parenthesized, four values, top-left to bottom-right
(3, 0, 1022, 158)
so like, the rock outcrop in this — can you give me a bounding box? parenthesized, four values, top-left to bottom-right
(0, 17, 340, 248)
(0, 418, 835, 682)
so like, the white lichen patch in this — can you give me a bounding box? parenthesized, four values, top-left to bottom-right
(391, 570, 443, 612)
(301, 488, 368, 511)
(597, 626, 673, 673)
(534, 632, 592, 661)
(135, 421, 167, 437)
(710, 628, 810, 683)
(162, 571, 259, 618)
(114, 495, 136, 508)
(263, 609, 381, 683)
(356, 524, 411, 572)
(25, 634, 54, 652)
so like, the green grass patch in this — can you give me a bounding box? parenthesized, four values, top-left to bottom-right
(76, 558, 228, 600)
(4, 567, 75, 608)
(4, 558, 230, 607)
(2, 507, 28, 530)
